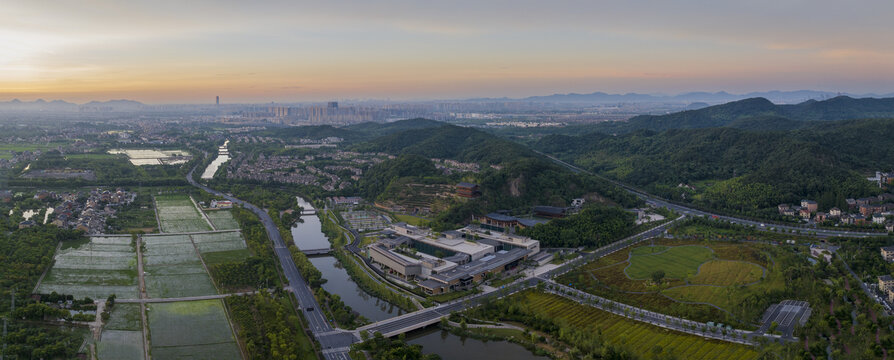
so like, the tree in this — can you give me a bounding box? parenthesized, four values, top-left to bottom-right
(651, 270, 665, 285)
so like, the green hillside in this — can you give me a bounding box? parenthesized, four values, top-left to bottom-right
(353, 124, 537, 165)
(535, 118, 894, 218)
(596, 96, 894, 133)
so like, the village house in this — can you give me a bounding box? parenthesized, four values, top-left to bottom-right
(814, 212, 828, 223)
(801, 200, 818, 213)
(881, 246, 894, 262)
(880, 275, 894, 293)
(829, 207, 842, 217)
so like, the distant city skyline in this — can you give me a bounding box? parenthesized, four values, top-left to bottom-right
(2, 1, 894, 103)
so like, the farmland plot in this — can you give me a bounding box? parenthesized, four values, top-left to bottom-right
(191, 232, 247, 253)
(155, 195, 211, 233)
(143, 235, 217, 298)
(147, 300, 241, 360)
(511, 291, 757, 360)
(98, 304, 144, 360)
(205, 210, 240, 230)
(37, 236, 139, 299)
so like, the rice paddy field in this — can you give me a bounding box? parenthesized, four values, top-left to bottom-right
(510, 291, 758, 360)
(37, 236, 139, 299)
(142, 234, 217, 298)
(98, 303, 144, 360)
(147, 300, 241, 360)
(155, 194, 211, 233)
(205, 210, 241, 230)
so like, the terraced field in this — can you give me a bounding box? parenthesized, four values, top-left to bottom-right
(625, 245, 714, 280)
(142, 235, 217, 298)
(147, 300, 241, 359)
(514, 291, 757, 360)
(36, 236, 139, 299)
(155, 194, 211, 233)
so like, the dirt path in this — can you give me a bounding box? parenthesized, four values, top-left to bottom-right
(136, 235, 151, 360)
(189, 195, 216, 231)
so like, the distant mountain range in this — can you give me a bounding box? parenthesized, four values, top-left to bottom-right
(592, 96, 894, 133)
(0, 99, 145, 112)
(472, 90, 894, 104)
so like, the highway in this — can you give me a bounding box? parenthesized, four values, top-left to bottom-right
(536, 151, 888, 239)
(187, 168, 356, 359)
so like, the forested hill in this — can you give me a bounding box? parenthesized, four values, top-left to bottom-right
(534, 118, 894, 217)
(353, 124, 537, 165)
(594, 96, 894, 133)
(253, 118, 445, 143)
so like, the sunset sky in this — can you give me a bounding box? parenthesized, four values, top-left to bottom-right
(2, 0, 893, 103)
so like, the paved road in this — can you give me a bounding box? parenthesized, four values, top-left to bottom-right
(187, 168, 355, 359)
(536, 151, 888, 238)
(357, 218, 682, 337)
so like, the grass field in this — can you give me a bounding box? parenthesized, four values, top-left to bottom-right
(689, 260, 764, 286)
(0, 141, 68, 159)
(558, 239, 786, 327)
(630, 245, 668, 255)
(147, 300, 241, 360)
(625, 245, 714, 280)
(393, 213, 428, 226)
(662, 285, 739, 310)
(98, 303, 144, 360)
(506, 291, 758, 360)
(205, 210, 241, 230)
(143, 234, 217, 298)
(37, 236, 139, 299)
(155, 194, 211, 233)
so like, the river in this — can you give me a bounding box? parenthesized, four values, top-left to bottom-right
(293, 196, 402, 321)
(201, 140, 230, 179)
(408, 328, 549, 360)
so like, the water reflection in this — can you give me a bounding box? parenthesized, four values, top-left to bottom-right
(407, 328, 548, 360)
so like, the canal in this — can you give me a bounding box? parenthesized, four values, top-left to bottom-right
(293, 196, 402, 321)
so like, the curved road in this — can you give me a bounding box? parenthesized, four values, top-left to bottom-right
(535, 151, 888, 238)
(187, 168, 355, 359)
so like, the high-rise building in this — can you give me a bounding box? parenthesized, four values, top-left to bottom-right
(216, 96, 220, 105)
(327, 101, 338, 109)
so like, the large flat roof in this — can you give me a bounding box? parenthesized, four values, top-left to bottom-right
(415, 235, 494, 256)
(430, 247, 529, 283)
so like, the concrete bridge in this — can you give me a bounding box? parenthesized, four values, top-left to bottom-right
(302, 248, 333, 255)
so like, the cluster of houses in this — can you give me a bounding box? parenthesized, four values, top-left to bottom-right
(877, 247, 894, 303)
(0, 150, 41, 169)
(433, 158, 480, 175)
(45, 188, 137, 234)
(778, 196, 894, 232)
